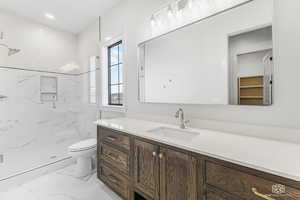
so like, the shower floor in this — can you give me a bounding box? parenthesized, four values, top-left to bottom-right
(0, 137, 81, 181)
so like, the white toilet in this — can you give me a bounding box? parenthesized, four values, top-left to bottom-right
(68, 138, 97, 177)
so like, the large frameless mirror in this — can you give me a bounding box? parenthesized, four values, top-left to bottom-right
(138, 0, 274, 105)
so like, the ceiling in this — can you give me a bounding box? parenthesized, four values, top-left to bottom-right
(0, 0, 121, 34)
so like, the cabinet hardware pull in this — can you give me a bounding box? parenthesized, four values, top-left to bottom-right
(252, 188, 276, 200)
(106, 136, 117, 141)
(159, 153, 163, 159)
(152, 152, 157, 157)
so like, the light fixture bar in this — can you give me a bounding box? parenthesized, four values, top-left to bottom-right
(150, 0, 253, 36)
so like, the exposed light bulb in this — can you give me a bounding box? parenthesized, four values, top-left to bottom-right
(151, 15, 156, 27)
(188, 0, 194, 9)
(167, 5, 174, 18)
(176, 9, 183, 20)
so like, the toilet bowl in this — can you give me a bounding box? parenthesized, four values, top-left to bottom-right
(68, 138, 97, 177)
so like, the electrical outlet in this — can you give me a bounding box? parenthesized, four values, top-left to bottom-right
(0, 154, 3, 163)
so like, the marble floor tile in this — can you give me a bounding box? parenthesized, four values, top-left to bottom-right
(0, 165, 122, 200)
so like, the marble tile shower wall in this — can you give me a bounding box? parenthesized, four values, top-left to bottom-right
(0, 68, 94, 178)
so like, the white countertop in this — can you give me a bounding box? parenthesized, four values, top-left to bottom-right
(95, 118, 300, 182)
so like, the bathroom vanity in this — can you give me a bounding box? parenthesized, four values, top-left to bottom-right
(96, 118, 300, 200)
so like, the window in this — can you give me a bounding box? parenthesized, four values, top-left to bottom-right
(89, 56, 97, 104)
(108, 41, 123, 106)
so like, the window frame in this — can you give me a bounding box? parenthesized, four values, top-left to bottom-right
(107, 40, 123, 106)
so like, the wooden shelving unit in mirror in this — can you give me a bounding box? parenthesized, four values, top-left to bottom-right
(238, 75, 264, 105)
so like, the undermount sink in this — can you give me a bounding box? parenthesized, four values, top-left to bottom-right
(147, 127, 199, 141)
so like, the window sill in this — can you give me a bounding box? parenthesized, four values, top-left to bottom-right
(99, 105, 127, 113)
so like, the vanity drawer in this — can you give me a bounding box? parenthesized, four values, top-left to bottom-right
(206, 162, 300, 200)
(99, 164, 130, 200)
(206, 192, 229, 200)
(206, 186, 239, 200)
(99, 127, 130, 151)
(99, 143, 130, 175)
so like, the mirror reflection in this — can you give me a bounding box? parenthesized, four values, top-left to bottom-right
(138, 0, 273, 106)
(228, 26, 273, 105)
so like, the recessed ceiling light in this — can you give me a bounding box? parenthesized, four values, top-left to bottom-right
(44, 13, 55, 20)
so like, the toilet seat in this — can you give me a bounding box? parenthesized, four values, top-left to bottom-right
(69, 139, 97, 152)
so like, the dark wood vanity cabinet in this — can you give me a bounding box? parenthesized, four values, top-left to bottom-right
(134, 139, 160, 199)
(133, 139, 197, 200)
(159, 147, 197, 200)
(97, 126, 300, 200)
(97, 127, 131, 200)
(205, 161, 300, 200)
(205, 186, 239, 200)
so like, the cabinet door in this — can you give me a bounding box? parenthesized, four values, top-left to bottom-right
(98, 164, 130, 200)
(159, 148, 197, 200)
(134, 139, 159, 199)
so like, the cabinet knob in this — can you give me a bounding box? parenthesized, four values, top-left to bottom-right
(152, 152, 157, 157)
(159, 153, 164, 159)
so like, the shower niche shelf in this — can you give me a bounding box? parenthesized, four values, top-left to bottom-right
(40, 76, 58, 102)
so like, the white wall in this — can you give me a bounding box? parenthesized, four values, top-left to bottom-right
(77, 21, 100, 104)
(79, 0, 300, 129)
(77, 21, 125, 121)
(0, 10, 79, 73)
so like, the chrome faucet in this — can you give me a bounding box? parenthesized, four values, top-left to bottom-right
(175, 108, 189, 129)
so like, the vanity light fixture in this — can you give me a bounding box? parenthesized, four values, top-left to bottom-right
(44, 13, 55, 20)
(149, 0, 253, 37)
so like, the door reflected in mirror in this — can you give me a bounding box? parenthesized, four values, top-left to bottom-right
(228, 26, 273, 105)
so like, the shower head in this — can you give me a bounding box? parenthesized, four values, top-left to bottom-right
(8, 48, 21, 56)
(0, 43, 21, 56)
(0, 32, 21, 56)
(0, 95, 7, 99)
